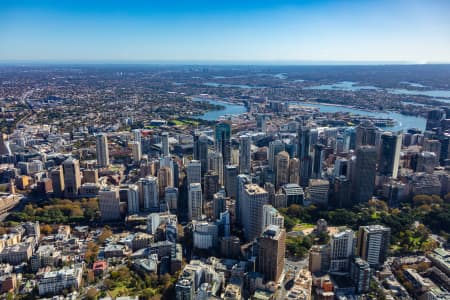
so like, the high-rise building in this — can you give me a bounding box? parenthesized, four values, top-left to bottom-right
(176, 276, 194, 300)
(158, 167, 172, 197)
(188, 183, 203, 221)
(350, 257, 371, 294)
(333, 176, 352, 208)
(208, 151, 223, 185)
(127, 184, 139, 214)
(330, 229, 354, 273)
(50, 166, 64, 198)
(298, 126, 312, 187)
(224, 165, 238, 199)
(288, 158, 300, 185)
(309, 244, 330, 274)
(351, 146, 377, 204)
(425, 109, 445, 131)
(130, 141, 141, 162)
(307, 179, 329, 207)
(423, 139, 441, 165)
(236, 174, 251, 225)
(63, 157, 81, 198)
(215, 122, 231, 165)
(275, 151, 290, 188)
(138, 176, 159, 212)
(262, 205, 284, 229)
(161, 132, 170, 157)
(357, 225, 391, 268)
(312, 143, 325, 179)
(193, 133, 209, 176)
(203, 171, 220, 202)
(187, 160, 201, 186)
(378, 132, 402, 179)
(268, 140, 285, 170)
(241, 184, 269, 241)
(281, 183, 304, 206)
(96, 133, 110, 168)
(99, 186, 121, 221)
(257, 225, 286, 282)
(165, 186, 178, 212)
(355, 121, 377, 148)
(239, 134, 252, 174)
(212, 188, 227, 220)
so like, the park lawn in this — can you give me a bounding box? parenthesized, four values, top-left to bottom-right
(292, 223, 314, 231)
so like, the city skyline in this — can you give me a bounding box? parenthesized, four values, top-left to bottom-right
(1, 0, 450, 63)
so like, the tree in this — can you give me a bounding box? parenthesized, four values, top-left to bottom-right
(86, 288, 98, 300)
(40, 224, 53, 235)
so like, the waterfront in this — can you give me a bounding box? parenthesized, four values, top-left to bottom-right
(193, 97, 248, 121)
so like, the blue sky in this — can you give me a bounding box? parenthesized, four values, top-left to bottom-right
(0, 0, 449, 63)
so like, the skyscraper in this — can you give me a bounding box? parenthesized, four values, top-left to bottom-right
(425, 109, 445, 131)
(257, 225, 286, 282)
(161, 132, 170, 157)
(203, 171, 220, 202)
(312, 143, 325, 179)
(298, 126, 312, 187)
(355, 121, 378, 148)
(351, 146, 377, 204)
(215, 122, 231, 165)
(224, 165, 238, 199)
(378, 132, 402, 179)
(188, 183, 203, 221)
(127, 184, 139, 214)
(208, 151, 224, 185)
(357, 225, 391, 268)
(63, 157, 81, 198)
(288, 158, 300, 185)
(268, 139, 284, 170)
(193, 133, 209, 176)
(130, 141, 141, 162)
(99, 186, 121, 221)
(275, 151, 290, 188)
(236, 174, 251, 225)
(138, 176, 159, 212)
(350, 257, 371, 294)
(187, 160, 202, 186)
(50, 166, 64, 198)
(329, 229, 354, 273)
(241, 184, 269, 241)
(262, 205, 284, 229)
(96, 133, 110, 168)
(239, 134, 252, 174)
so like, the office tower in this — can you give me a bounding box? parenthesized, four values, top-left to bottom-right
(330, 230, 354, 273)
(426, 109, 445, 131)
(333, 158, 349, 177)
(281, 183, 304, 206)
(256, 114, 267, 132)
(416, 151, 437, 173)
(224, 165, 238, 199)
(298, 126, 312, 187)
(208, 151, 224, 185)
(307, 179, 329, 207)
(268, 140, 285, 170)
(439, 136, 449, 165)
(257, 225, 286, 282)
(188, 183, 203, 221)
(213, 189, 227, 220)
(96, 133, 110, 168)
(0, 133, 9, 156)
(63, 157, 81, 198)
(231, 148, 240, 165)
(178, 176, 189, 222)
(382, 181, 406, 208)
(159, 156, 175, 187)
(127, 184, 139, 214)
(344, 127, 357, 152)
(262, 205, 284, 229)
(158, 166, 172, 197)
(132, 129, 141, 144)
(423, 139, 441, 165)
(357, 225, 391, 268)
(165, 186, 178, 212)
(204, 171, 220, 202)
(275, 151, 290, 188)
(161, 132, 170, 157)
(289, 158, 300, 185)
(312, 143, 325, 179)
(193, 133, 209, 176)
(138, 176, 159, 212)
(333, 176, 352, 208)
(378, 132, 402, 179)
(350, 257, 371, 294)
(236, 174, 251, 225)
(215, 122, 231, 165)
(239, 134, 252, 174)
(99, 186, 121, 221)
(355, 121, 378, 148)
(50, 166, 64, 198)
(351, 146, 377, 204)
(130, 141, 141, 162)
(186, 160, 201, 186)
(309, 245, 330, 273)
(176, 276, 194, 300)
(83, 169, 98, 184)
(241, 184, 269, 241)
